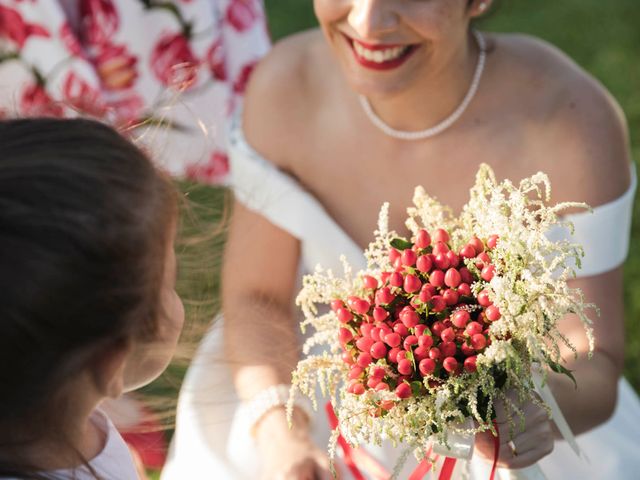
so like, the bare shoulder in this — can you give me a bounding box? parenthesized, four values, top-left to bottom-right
(493, 33, 632, 206)
(241, 29, 326, 171)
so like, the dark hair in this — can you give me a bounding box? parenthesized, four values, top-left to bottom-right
(0, 118, 177, 477)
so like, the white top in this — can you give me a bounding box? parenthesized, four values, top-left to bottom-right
(2, 409, 139, 480)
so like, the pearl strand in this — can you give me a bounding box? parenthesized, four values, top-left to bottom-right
(359, 30, 487, 141)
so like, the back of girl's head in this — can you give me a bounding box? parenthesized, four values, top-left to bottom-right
(0, 118, 177, 430)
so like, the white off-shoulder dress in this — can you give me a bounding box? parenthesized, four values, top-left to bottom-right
(162, 122, 640, 480)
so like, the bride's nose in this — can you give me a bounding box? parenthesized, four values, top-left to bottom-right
(348, 0, 399, 39)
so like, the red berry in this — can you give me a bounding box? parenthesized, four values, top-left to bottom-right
(471, 334, 487, 351)
(373, 306, 389, 322)
(485, 305, 501, 321)
(401, 249, 417, 267)
(363, 275, 378, 290)
(459, 245, 476, 259)
(459, 267, 474, 284)
(428, 347, 441, 360)
(476, 252, 491, 267)
(395, 349, 409, 362)
(397, 358, 413, 375)
(342, 351, 355, 365)
(404, 274, 422, 293)
(487, 235, 499, 249)
(464, 356, 478, 373)
(356, 337, 375, 352)
(375, 382, 390, 391)
(457, 283, 471, 297)
(387, 347, 400, 363)
(432, 241, 450, 256)
(430, 295, 446, 312)
(389, 248, 401, 263)
(352, 383, 366, 395)
(357, 353, 372, 367)
(371, 366, 386, 378)
(389, 272, 404, 287)
(440, 341, 457, 357)
(403, 335, 419, 350)
(461, 343, 475, 356)
(418, 335, 434, 349)
(452, 310, 471, 328)
(415, 324, 428, 336)
(416, 255, 433, 273)
(431, 321, 445, 337)
(477, 289, 492, 307)
(353, 299, 371, 315)
(443, 357, 458, 373)
(446, 251, 460, 268)
(375, 287, 395, 305)
(429, 270, 445, 287)
(400, 307, 420, 328)
(419, 287, 433, 303)
(395, 382, 412, 399)
(367, 376, 381, 388)
(442, 288, 460, 306)
(419, 358, 436, 376)
(481, 265, 495, 282)
(384, 332, 402, 348)
(434, 253, 450, 270)
(413, 346, 429, 361)
(331, 299, 345, 311)
(393, 322, 409, 337)
(440, 327, 456, 343)
(339, 328, 353, 344)
(360, 323, 374, 338)
(469, 237, 485, 254)
(370, 341, 388, 359)
(433, 228, 450, 244)
(348, 366, 363, 379)
(465, 321, 483, 336)
(416, 229, 431, 249)
(444, 268, 462, 288)
(337, 307, 353, 323)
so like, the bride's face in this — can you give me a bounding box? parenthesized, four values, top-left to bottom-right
(314, 0, 488, 96)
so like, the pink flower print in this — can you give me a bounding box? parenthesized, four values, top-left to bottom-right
(95, 43, 138, 90)
(150, 32, 199, 90)
(185, 151, 229, 183)
(206, 36, 227, 81)
(62, 72, 107, 117)
(60, 22, 82, 56)
(20, 84, 64, 117)
(79, 0, 119, 47)
(226, 0, 258, 32)
(0, 5, 50, 49)
(233, 60, 257, 94)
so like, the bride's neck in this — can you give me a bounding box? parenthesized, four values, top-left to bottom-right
(364, 32, 481, 134)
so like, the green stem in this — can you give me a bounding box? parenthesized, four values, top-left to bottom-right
(140, 0, 193, 37)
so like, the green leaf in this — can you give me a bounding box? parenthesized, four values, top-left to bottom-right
(410, 381, 423, 396)
(548, 360, 577, 389)
(390, 238, 413, 250)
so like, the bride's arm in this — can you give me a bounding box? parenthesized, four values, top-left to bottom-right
(548, 268, 625, 435)
(223, 201, 332, 479)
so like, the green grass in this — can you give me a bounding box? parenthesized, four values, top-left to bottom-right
(148, 2, 640, 449)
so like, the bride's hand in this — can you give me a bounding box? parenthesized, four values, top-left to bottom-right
(474, 390, 554, 469)
(256, 408, 337, 480)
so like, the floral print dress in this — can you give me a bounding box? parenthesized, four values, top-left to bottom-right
(0, 0, 270, 183)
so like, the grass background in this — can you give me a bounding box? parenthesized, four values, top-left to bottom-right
(149, 1, 640, 475)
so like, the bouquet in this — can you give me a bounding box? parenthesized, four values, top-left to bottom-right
(290, 164, 594, 479)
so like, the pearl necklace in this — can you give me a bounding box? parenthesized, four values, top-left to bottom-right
(359, 30, 487, 141)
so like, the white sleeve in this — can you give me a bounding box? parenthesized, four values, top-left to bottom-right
(546, 164, 636, 278)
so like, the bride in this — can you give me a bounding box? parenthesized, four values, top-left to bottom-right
(163, 1, 640, 478)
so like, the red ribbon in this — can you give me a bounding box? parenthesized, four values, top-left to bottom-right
(325, 403, 389, 480)
(326, 402, 500, 480)
(490, 420, 500, 480)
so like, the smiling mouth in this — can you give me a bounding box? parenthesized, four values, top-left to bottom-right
(343, 34, 418, 71)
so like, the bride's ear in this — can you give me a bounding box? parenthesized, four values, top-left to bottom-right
(468, 0, 493, 17)
(89, 337, 133, 399)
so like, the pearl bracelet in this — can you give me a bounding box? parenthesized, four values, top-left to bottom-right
(242, 384, 313, 437)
